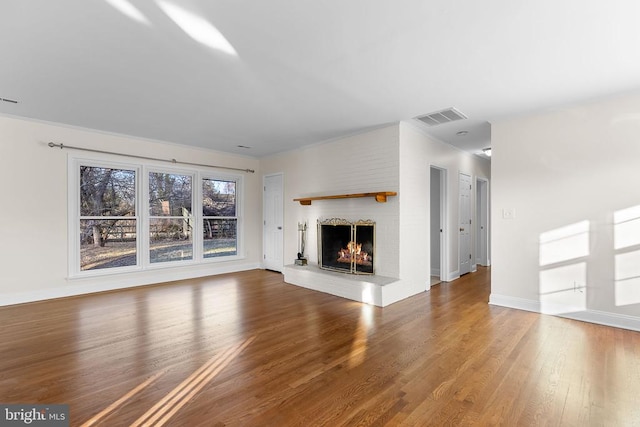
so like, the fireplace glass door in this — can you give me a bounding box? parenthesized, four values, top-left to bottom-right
(318, 219, 374, 275)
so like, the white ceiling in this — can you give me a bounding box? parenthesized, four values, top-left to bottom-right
(2, 1, 640, 158)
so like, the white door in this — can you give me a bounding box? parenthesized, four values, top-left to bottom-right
(263, 174, 284, 272)
(459, 173, 472, 275)
(476, 178, 489, 266)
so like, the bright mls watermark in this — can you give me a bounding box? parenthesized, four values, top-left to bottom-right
(0, 405, 69, 426)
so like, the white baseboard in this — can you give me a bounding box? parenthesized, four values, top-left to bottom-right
(488, 294, 541, 313)
(0, 262, 261, 307)
(489, 293, 640, 332)
(446, 270, 460, 282)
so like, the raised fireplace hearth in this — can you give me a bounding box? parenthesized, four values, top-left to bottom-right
(318, 218, 375, 275)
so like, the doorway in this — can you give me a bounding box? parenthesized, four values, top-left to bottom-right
(476, 178, 489, 267)
(459, 173, 472, 276)
(430, 166, 448, 284)
(263, 173, 284, 272)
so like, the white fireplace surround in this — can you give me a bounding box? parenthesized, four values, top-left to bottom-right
(266, 123, 492, 310)
(285, 210, 402, 306)
(283, 264, 402, 307)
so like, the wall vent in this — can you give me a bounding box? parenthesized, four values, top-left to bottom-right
(415, 107, 467, 126)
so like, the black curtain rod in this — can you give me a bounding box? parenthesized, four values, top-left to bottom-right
(47, 142, 255, 173)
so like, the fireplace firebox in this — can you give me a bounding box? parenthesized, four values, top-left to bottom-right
(318, 218, 375, 275)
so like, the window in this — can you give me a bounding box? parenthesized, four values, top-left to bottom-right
(79, 165, 137, 271)
(202, 178, 237, 258)
(70, 158, 242, 276)
(149, 172, 193, 263)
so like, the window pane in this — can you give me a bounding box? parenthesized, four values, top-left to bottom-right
(203, 179, 236, 217)
(81, 166, 135, 216)
(80, 219, 137, 270)
(203, 219, 237, 258)
(149, 173, 192, 216)
(150, 218, 193, 263)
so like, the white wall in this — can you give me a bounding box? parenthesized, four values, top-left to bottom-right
(0, 115, 262, 305)
(398, 124, 432, 296)
(0, 113, 493, 308)
(261, 124, 401, 278)
(262, 122, 491, 305)
(491, 91, 640, 331)
(400, 122, 491, 282)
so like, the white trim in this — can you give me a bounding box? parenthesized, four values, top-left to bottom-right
(1, 111, 257, 161)
(441, 169, 448, 284)
(447, 270, 461, 282)
(458, 172, 472, 276)
(489, 293, 640, 332)
(68, 156, 143, 276)
(488, 293, 540, 312)
(201, 171, 245, 262)
(0, 263, 261, 307)
(430, 165, 449, 284)
(68, 154, 245, 278)
(146, 167, 196, 267)
(475, 176, 490, 267)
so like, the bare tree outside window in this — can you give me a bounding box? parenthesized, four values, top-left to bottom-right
(149, 172, 193, 263)
(79, 166, 137, 270)
(203, 178, 237, 258)
(74, 162, 241, 276)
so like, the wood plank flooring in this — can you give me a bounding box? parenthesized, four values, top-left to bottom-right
(1, 267, 639, 426)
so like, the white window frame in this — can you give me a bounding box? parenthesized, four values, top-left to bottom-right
(68, 155, 244, 278)
(201, 174, 242, 261)
(146, 167, 196, 267)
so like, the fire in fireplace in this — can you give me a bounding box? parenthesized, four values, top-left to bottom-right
(318, 218, 375, 274)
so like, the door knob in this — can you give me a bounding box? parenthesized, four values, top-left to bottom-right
(460, 227, 464, 232)
(277, 226, 282, 230)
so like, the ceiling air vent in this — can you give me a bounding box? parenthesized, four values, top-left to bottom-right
(415, 108, 467, 127)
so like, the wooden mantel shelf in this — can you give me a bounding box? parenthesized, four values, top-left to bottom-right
(294, 191, 397, 205)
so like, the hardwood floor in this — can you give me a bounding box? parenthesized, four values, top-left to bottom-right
(1, 267, 639, 426)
